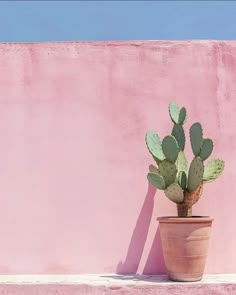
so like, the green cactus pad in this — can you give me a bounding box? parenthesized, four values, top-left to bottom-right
(159, 160, 177, 187)
(172, 124, 185, 150)
(169, 102, 187, 125)
(203, 159, 224, 183)
(178, 107, 187, 124)
(164, 183, 184, 203)
(178, 171, 187, 190)
(187, 157, 204, 192)
(162, 135, 180, 163)
(169, 102, 179, 124)
(145, 131, 165, 161)
(149, 165, 159, 174)
(190, 122, 203, 156)
(199, 138, 214, 161)
(176, 151, 188, 174)
(147, 173, 165, 190)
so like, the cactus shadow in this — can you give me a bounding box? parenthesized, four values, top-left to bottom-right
(116, 183, 166, 274)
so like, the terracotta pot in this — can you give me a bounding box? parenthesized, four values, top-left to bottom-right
(157, 216, 214, 282)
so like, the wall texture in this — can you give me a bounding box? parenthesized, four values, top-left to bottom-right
(0, 41, 235, 274)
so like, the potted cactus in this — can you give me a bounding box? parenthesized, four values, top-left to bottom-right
(145, 102, 224, 282)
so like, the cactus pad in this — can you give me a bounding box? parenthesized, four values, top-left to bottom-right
(178, 171, 187, 190)
(176, 151, 188, 175)
(203, 159, 224, 183)
(149, 165, 159, 174)
(147, 173, 165, 190)
(199, 138, 214, 161)
(187, 157, 204, 192)
(145, 131, 165, 161)
(169, 102, 179, 124)
(164, 183, 184, 203)
(169, 102, 187, 125)
(190, 122, 203, 156)
(179, 107, 187, 124)
(162, 135, 179, 163)
(159, 160, 177, 187)
(172, 123, 185, 150)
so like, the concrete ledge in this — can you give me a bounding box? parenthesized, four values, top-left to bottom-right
(0, 274, 235, 294)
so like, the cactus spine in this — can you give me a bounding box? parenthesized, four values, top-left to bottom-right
(145, 102, 224, 217)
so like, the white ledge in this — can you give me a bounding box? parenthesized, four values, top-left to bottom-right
(0, 274, 235, 295)
(0, 274, 234, 285)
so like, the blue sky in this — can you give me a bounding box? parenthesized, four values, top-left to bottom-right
(0, 1, 235, 42)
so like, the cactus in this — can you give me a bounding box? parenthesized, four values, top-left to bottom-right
(159, 160, 177, 187)
(178, 107, 187, 125)
(145, 102, 224, 217)
(172, 124, 185, 150)
(178, 171, 187, 190)
(178, 183, 203, 216)
(186, 182, 203, 206)
(165, 183, 184, 203)
(169, 102, 179, 124)
(169, 102, 187, 125)
(162, 135, 179, 163)
(147, 173, 165, 190)
(190, 122, 203, 156)
(187, 157, 204, 192)
(199, 139, 213, 161)
(176, 151, 188, 174)
(203, 159, 224, 183)
(145, 131, 165, 163)
(149, 164, 159, 174)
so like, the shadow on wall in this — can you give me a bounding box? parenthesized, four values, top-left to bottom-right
(116, 183, 166, 275)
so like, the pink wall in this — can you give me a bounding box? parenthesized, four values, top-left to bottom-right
(0, 41, 235, 274)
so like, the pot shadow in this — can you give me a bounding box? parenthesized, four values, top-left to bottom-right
(101, 274, 170, 283)
(142, 226, 166, 274)
(116, 183, 166, 275)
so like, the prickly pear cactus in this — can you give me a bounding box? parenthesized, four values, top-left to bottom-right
(199, 139, 213, 161)
(178, 171, 187, 190)
(176, 151, 188, 174)
(190, 122, 203, 156)
(178, 183, 204, 217)
(203, 159, 224, 183)
(186, 182, 203, 206)
(149, 164, 159, 174)
(147, 173, 165, 190)
(187, 157, 204, 192)
(158, 160, 177, 187)
(145, 102, 224, 217)
(169, 102, 179, 124)
(169, 102, 187, 125)
(162, 135, 179, 163)
(165, 183, 184, 203)
(145, 131, 165, 163)
(172, 124, 185, 150)
(178, 107, 187, 125)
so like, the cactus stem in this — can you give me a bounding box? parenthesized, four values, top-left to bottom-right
(177, 204, 192, 217)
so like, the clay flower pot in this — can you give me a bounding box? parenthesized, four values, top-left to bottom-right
(157, 216, 214, 282)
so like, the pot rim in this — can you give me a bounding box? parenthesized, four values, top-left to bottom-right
(157, 216, 214, 223)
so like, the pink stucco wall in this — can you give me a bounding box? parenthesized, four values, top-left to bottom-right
(0, 41, 235, 274)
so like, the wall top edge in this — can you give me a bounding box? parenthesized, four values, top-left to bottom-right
(0, 40, 236, 47)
